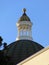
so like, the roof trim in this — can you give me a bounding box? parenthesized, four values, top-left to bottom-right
(17, 46, 49, 65)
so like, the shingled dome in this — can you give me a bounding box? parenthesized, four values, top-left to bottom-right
(4, 40, 44, 65)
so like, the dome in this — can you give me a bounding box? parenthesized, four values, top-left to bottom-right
(4, 40, 44, 65)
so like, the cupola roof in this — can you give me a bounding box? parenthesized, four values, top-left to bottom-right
(18, 8, 31, 21)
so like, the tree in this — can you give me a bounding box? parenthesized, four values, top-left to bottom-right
(0, 36, 3, 47)
(0, 36, 13, 65)
(3, 42, 7, 49)
(0, 36, 7, 49)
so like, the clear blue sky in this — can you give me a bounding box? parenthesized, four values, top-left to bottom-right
(0, 0, 49, 47)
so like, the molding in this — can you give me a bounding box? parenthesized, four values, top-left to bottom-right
(16, 21, 32, 27)
(17, 46, 49, 65)
(16, 36, 32, 41)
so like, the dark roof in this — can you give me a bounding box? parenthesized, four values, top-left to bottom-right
(4, 40, 44, 65)
(18, 13, 31, 21)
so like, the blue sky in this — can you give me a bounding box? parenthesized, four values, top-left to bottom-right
(0, 0, 49, 47)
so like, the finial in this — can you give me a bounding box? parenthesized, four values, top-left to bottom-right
(22, 8, 26, 13)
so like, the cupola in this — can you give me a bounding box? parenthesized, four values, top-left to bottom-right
(16, 8, 33, 40)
